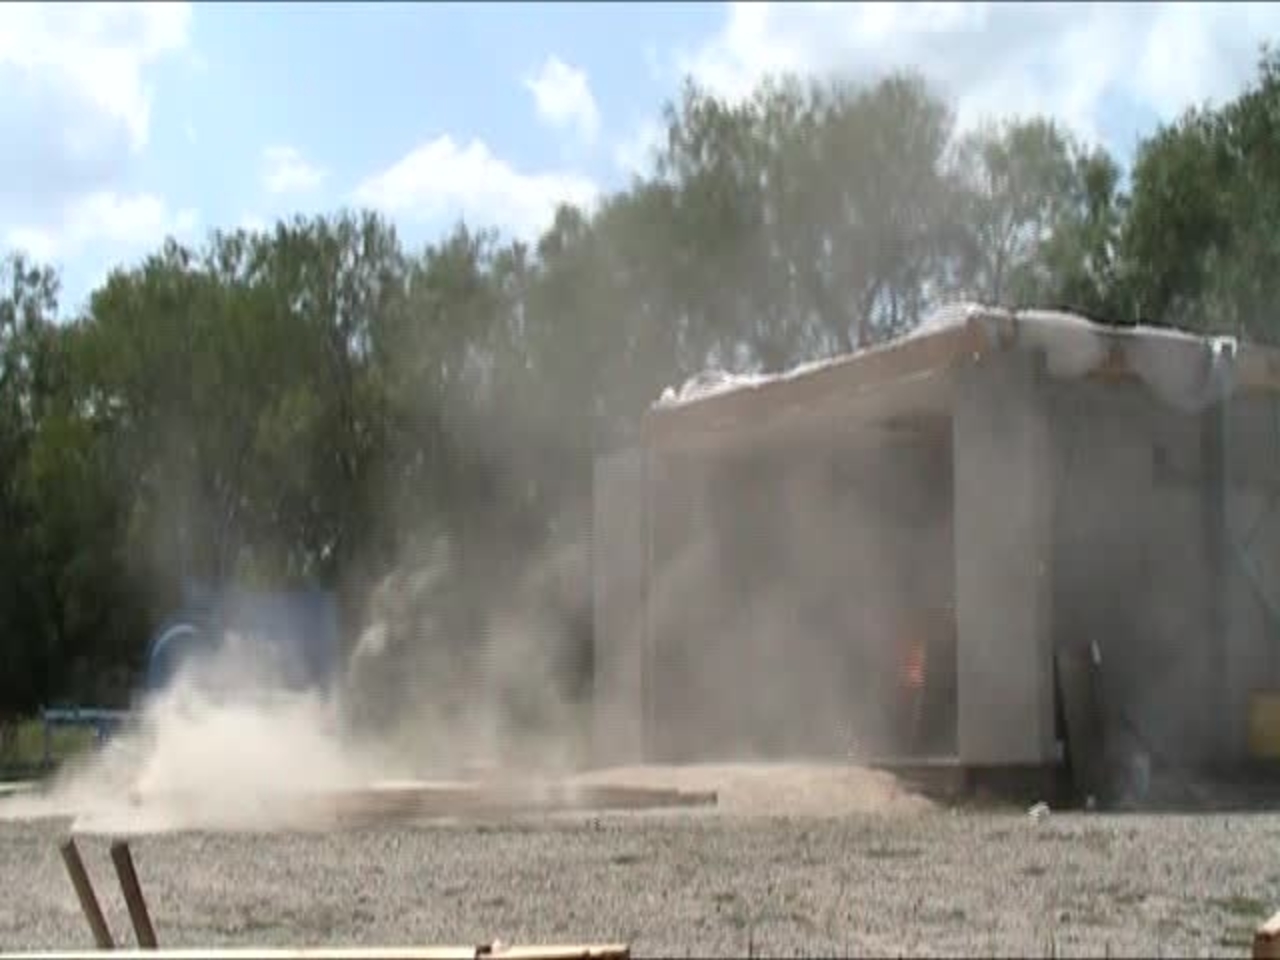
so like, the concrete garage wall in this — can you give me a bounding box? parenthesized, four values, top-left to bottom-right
(1046, 381, 1280, 771)
(1222, 395, 1280, 762)
(644, 448, 724, 762)
(592, 449, 648, 765)
(936, 353, 1277, 773)
(952, 354, 1057, 766)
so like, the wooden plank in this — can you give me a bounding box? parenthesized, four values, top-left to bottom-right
(0, 946, 629, 960)
(1254, 911, 1280, 959)
(1249, 694, 1280, 760)
(1055, 643, 1108, 804)
(319, 783, 717, 827)
(329, 783, 712, 816)
(58, 837, 114, 950)
(110, 839, 159, 948)
(1237, 345, 1280, 395)
(569, 785, 716, 809)
(0, 952, 476, 960)
(491, 949, 629, 960)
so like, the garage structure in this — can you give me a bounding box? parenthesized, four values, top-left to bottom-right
(592, 303, 1280, 799)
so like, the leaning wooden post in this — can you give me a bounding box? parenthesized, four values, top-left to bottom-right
(59, 837, 115, 950)
(110, 839, 158, 949)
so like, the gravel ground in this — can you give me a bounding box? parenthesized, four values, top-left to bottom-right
(0, 768, 1277, 957)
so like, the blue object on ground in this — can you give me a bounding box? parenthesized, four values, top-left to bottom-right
(40, 706, 129, 767)
(38, 587, 340, 766)
(142, 586, 341, 696)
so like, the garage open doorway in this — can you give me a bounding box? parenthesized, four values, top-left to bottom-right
(642, 401, 958, 765)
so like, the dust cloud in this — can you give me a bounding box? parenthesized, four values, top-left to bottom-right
(3, 305, 1245, 832)
(0, 538, 601, 833)
(0, 450, 943, 832)
(0, 643, 381, 833)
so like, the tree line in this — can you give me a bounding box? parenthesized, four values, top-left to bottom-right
(2, 50, 1279, 715)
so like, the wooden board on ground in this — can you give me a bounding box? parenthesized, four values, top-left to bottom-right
(864, 756, 967, 800)
(129, 780, 717, 828)
(1255, 911, 1280, 959)
(319, 782, 717, 826)
(0, 945, 629, 960)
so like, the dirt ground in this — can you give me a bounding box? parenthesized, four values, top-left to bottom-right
(0, 764, 1275, 957)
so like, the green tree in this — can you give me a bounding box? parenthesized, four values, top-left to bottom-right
(950, 117, 1127, 320)
(1122, 47, 1280, 336)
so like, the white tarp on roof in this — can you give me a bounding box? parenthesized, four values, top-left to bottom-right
(654, 303, 1240, 415)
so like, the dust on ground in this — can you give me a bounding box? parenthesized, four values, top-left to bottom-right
(0, 759, 935, 834)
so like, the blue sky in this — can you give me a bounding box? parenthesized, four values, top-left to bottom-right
(4, 1, 1280, 315)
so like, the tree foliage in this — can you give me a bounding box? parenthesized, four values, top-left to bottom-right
(2, 53, 1278, 712)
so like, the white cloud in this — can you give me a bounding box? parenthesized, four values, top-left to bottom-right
(353, 135, 600, 241)
(0, 2, 192, 152)
(678, 2, 1280, 149)
(5, 191, 198, 263)
(261, 145, 328, 195)
(524, 56, 602, 146)
(0, 2, 193, 265)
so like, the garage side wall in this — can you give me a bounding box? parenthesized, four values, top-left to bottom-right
(1223, 395, 1280, 761)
